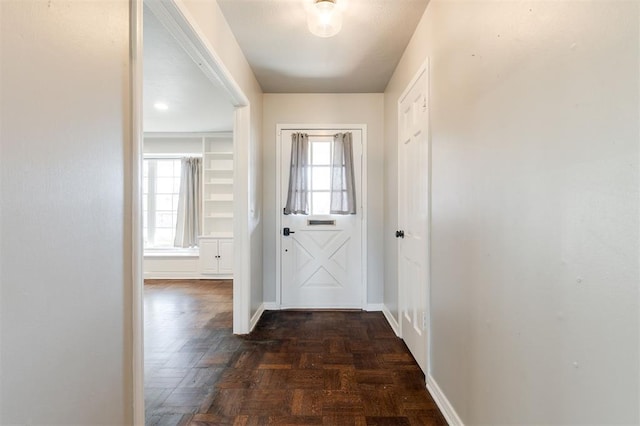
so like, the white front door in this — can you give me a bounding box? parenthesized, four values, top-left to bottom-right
(280, 128, 363, 309)
(398, 62, 430, 374)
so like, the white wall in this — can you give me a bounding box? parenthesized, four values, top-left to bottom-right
(384, 0, 639, 424)
(143, 136, 202, 155)
(0, 0, 133, 423)
(144, 255, 200, 279)
(179, 0, 264, 322)
(262, 94, 385, 307)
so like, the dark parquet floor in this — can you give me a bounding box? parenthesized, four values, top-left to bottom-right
(144, 280, 447, 426)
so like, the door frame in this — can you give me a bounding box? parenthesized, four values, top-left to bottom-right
(275, 124, 368, 309)
(397, 59, 431, 369)
(131, 0, 251, 423)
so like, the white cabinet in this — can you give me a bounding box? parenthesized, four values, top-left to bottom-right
(199, 237, 233, 276)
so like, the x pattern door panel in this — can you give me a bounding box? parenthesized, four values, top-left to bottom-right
(292, 230, 350, 289)
(282, 226, 359, 307)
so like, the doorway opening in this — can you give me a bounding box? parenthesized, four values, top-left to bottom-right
(131, 0, 251, 422)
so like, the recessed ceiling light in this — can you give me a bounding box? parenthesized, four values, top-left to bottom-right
(154, 102, 169, 111)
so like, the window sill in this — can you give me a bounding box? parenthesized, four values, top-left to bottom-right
(144, 248, 199, 258)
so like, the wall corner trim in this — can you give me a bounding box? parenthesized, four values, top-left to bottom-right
(426, 374, 464, 426)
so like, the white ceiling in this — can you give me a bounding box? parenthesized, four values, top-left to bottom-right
(217, 0, 429, 93)
(142, 0, 429, 132)
(143, 6, 235, 133)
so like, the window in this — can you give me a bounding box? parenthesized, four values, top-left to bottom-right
(284, 132, 356, 216)
(143, 158, 182, 248)
(308, 137, 332, 215)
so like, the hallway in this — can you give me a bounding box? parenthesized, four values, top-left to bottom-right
(144, 280, 446, 425)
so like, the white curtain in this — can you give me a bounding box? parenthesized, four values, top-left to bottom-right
(330, 132, 356, 214)
(284, 132, 310, 215)
(174, 157, 202, 247)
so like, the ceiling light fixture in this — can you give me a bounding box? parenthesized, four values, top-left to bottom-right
(307, 0, 342, 38)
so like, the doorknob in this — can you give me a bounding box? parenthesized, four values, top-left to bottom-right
(395, 230, 405, 238)
(283, 227, 296, 236)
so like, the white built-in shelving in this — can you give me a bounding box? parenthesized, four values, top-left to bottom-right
(202, 136, 234, 238)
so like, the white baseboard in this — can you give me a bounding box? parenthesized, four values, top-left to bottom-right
(382, 304, 401, 337)
(260, 303, 384, 311)
(143, 272, 202, 279)
(427, 374, 464, 426)
(143, 272, 232, 280)
(249, 303, 266, 332)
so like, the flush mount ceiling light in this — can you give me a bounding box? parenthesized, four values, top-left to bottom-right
(307, 0, 342, 38)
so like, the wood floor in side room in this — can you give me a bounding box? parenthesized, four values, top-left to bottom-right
(144, 279, 446, 426)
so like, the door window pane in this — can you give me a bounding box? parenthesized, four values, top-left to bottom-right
(312, 141, 331, 165)
(307, 139, 333, 215)
(311, 167, 330, 191)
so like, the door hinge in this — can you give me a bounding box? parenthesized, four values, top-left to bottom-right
(422, 311, 428, 329)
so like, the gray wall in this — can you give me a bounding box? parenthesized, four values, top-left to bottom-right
(384, 0, 639, 423)
(1, 0, 133, 423)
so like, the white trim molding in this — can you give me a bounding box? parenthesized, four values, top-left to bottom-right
(426, 374, 464, 426)
(382, 304, 401, 337)
(232, 106, 252, 335)
(130, 0, 144, 424)
(249, 303, 266, 332)
(143, 273, 233, 280)
(365, 303, 384, 312)
(143, 272, 200, 279)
